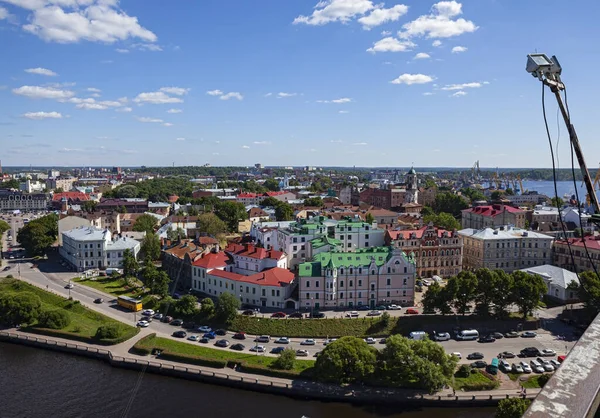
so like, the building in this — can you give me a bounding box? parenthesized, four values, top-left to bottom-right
(52, 191, 90, 209)
(385, 223, 463, 278)
(506, 191, 549, 206)
(0, 189, 49, 212)
(58, 215, 92, 246)
(162, 238, 219, 291)
(276, 216, 385, 270)
(338, 185, 360, 206)
(59, 226, 140, 272)
(519, 264, 579, 303)
(19, 179, 46, 193)
(247, 207, 270, 223)
(417, 187, 437, 207)
(225, 243, 288, 273)
(553, 236, 600, 273)
(47, 177, 77, 192)
(404, 167, 419, 204)
(461, 204, 527, 230)
(298, 246, 417, 310)
(360, 187, 405, 210)
(97, 198, 149, 213)
(458, 226, 554, 272)
(366, 208, 398, 226)
(192, 188, 237, 198)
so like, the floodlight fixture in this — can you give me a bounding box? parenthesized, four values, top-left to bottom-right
(526, 53, 562, 81)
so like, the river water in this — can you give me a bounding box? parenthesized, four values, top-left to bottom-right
(0, 343, 495, 418)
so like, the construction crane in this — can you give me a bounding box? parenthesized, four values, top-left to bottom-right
(471, 160, 481, 182)
(492, 172, 502, 189)
(517, 175, 526, 195)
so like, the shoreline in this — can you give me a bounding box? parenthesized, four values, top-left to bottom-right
(0, 330, 538, 407)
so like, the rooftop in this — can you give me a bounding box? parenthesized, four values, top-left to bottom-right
(225, 243, 285, 260)
(457, 226, 555, 240)
(520, 264, 580, 289)
(209, 267, 294, 287)
(462, 204, 524, 217)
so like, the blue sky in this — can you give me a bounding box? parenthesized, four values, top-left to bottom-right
(1, 0, 600, 169)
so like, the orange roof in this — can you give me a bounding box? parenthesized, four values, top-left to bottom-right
(367, 208, 398, 217)
(192, 251, 231, 268)
(248, 207, 269, 218)
(225, 243, 285, 260)
(52, 192, 90, 202)
(209, 267, 294, 287)
(238, 193, 258, 198)
(386, 226, 450, 240)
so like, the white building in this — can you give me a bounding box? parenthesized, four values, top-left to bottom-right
(458, 226, 554, 272)
(60, 226, 140, 272)
(520, 264, 579, 303)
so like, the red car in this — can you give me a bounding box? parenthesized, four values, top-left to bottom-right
(233, 332, 246, 340)
(271, 312, 286, 318)
(405, 308, 419, 315)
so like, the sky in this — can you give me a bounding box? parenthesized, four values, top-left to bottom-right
(2, 0, 600, 169)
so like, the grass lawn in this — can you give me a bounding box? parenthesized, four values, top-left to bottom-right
(0, 278, 138, 344)
(522, 374, 550, 388)
(74, 276, 147, 299)
(135, 334, 315, 375)
(452, 370, 499, 391)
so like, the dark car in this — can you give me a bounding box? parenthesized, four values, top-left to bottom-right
(504, 331, 519, 338)
(287, 312, 303, 319)
(215, 329, 227, 336)
(199, 337, 210, 344)
(161, 316, 173, 323)
(467, 352, 484, 360)
(357, 305, 370, 311)
(471, 360, 487, 369)
(498, 351, 516, 359)
(182, 321, 197, 329)
(478, 335, 496, 343)
(242, 310, 255, 316)
(203, 331, 216, 339)
(375, 305, 387, 310)
(520, 347, 541, 357)
(93, 298, 104, 304)
(270, 346, 285, 354)
(3, 266, 10, 271)
(309, 312, 325, 319)
(490, 332, 504, 339)
(215, 339, 230, 348)
(233, 332, 246, 340)
(271, 312, 286, 318)
(231, 343, 245, 351)
(170, 319, 184, 326)
(172, 330, 187, 338)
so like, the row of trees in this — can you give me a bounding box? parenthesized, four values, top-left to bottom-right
(423, 269, 547, 319)
(314, 335, 457, 393)
(0, 292, 71, 329)
(260, 197, 294, 221)
(17, 213, 59, 256)
(158, 292, 240, 325)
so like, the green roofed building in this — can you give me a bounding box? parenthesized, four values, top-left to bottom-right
(298, 245, 416, 310)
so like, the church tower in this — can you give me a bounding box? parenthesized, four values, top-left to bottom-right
(404, 167, 418, 204)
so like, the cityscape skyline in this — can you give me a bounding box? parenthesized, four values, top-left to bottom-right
(2, 0, 600, 168)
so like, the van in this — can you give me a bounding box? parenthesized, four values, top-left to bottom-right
(488, 358, 499, 375)
(105, 268, 122, 275)
(409, 331, 428, 340)
(456, 329, 479, 341)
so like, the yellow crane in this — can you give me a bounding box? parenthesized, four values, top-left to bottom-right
(517, 175, 526, 194)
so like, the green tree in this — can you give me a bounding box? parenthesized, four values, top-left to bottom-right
(379, 311, 391, 327)
(0, 219, 9, 235)
(116, 184, 138, 198)
(422, 282, 442, 314)
(275, 202, 294, 221)
(215, 292, 241, 324)
(492, 270, 515, 318)
(166, 227, 186, 242)
(491, 191, 503, 201)
(447, 271, 477, 315)
(505, 188, 515, 196)
(460, 187, 486, 202)
(511, 271, 546, 318)
(431, 192, 469, 217)
(133, 214, 158, 234)
(474, 268, 498, 316)
(315, 336, 377, 384)
(17, 213, 58, 256)
(197, 213, 228, 237)
(260, 196, 280, 207)
(495, 398, 531, 418)
(549, 196, 564, 207)
(365, 213, 375, 224)
(263, 178, 280, 192)
(187, 207, 199, 216)
(1, 179, 20, 189)
(304, 197, 324, 207)
(95, 324, 122, 340)
(214, 201, 247, 231)
(38, 309, 71, 329)
(141, 232, 161, 262)
(152, 271, 170, 297)
(272, 348, 296, 370)
(568, 271, 600, 313)
(420, 206, 435, 217)
(81, 200, 98, 213)
(199, 297, 215, 318)
(175, 295, 199, 317)
(0, 293, 42, 326)
(423, 212, 460, 230)
(122, 249, 139, 277)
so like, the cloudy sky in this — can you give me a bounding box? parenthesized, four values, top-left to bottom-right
(1, 0, 600, 168)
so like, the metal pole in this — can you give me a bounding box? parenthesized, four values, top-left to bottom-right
(553, 89, 600, 214)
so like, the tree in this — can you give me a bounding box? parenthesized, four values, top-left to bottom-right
(511, 271, 547, 318)
(420, 206, 435, 217)
(0, 293, 42, 326)
(81, 200, 98, 213)
(446, 271, 477, 315)
(275, 202, 294, 221)
(95, 324, 122, 340)
(365, 213, 375, 224)
(116, 185, 138, 198)
(263, 178, 280, 192)
(505, 188, 515, 196)
(550, 196, 564, 207)
(491, 270, 514, 318)
(141, 232, 161, 262)
(260, 197, 280, 207)
(175, 295, 199, 317)
(423, 212, 460, 230)
(272, 348, 296, 370)
(422, 282, 442, 314)
(460, 187, 486, 202)
(495, 398, 531, 418)
(152, 271, 170, 297)
(38, 309, 70, 329)
(214, 201, 247, 231)
(568, 271, 600, 314)
(122, 249, 139, 277)
(491, 191, 504, 201)
(0, 220, 9, 235)
(166, 227, 186, 242)
(304, 197, 324, 207)
(0, 179, 19, 189)
(133, 214, 158, 234)
(197, 213, 228, 237)
(187, 207, 199, 216)
(474, 268, 498, 316)
(431, 192, 469, 217)
(315, 336, 377, 384)
(380, 311, 391, 327)
(118, 205, 128, 214)
(17, 213, 58, 256)
(199, 297, 215, 318)
(215, 292, 241, 324)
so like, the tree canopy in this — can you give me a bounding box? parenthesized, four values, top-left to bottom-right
(431, 192, 469, 217)
(422, 212, 460, 230)
(214, 201, 247, 231)
(133, 214, 159, 234)
(197, 213, 228, 237)
(17, 213, 58, 256)
(215, 292, 241, 324)
(122, 249, 139, 277)
(140, 232, 161, 262)
(495, 398, 531, 418)
(314, 336, 377, 384)
(304, 197, 324, 207)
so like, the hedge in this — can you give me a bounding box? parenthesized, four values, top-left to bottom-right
(235, 362, 314, 380)
(158, 351, 228, 369)
(23, 325, 139, 346)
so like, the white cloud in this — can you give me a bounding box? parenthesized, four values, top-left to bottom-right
(263, 92, 273, 97)
(353, 142, 368, 145)
(367, 37, 415, 53)
(398, 1, 478, 39)
(167, 108, 182, 114)
(0, 6, 10, 20)
(133, 91, 183, 104)
(136, 116, 163, 123)
(160, 87, 189, 96)
(115, 48, 129, 53)
(253, 141, 271, 145)
(22, 111, 63, 119)
(206, 89, 223, 96)
(12, 85, 75, 100)
(432, 40, 442, 47)
(241, 145, 250, 149)
(175, 137, 185, 141)
(131, 43, 162, 51)
(339, 110, 350, 114)
(87, 87, 101, 93)
(219, 92, 243, 101)
(25, 67, 58, 76)
(440, 82, 484, 90)
(277, 92, 297, 98)
(318, 97, 353, 104)
(381, 30, 391, 36)
(451, 90, 467, 97)
(414, 52, 430, 59)
(89, 93, 100, 97)
(162, 122, 173, 127)
(390, 73, 434, 85)
(358, 4, 408, 29)
(451, 45, 467, 53)
(423, 92, 434, 96)
(330, 139, 343, 143)
(293, 0, 375, 26)
(59, 147, 83, 152)
(15, 1, 158, 44)
(76, 102, 107, 110)
(115, 106, 132, 112)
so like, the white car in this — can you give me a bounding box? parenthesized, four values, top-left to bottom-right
(538, 359, 555, 372)
(512, 363, 524, 373)
(434, 332, 451, 341)
(197, 326, 212, 333)
(65, 283, 74, 289)
(187, 335, 200, 342)
(520, 361, 532, 373)
(141, 309, 155, 316)
(451, 352, 462, 359)
(136, 320, 150, 328)
(387, 305, 401, 310)
(531, 364, 545, 373)
(367, 310, 382, 316)
(345, 311, 359, 318)
(296, 349, 309, 357)
(550, 359, 561, 369)
(541, 348, 556, 357)
(250, 345, 266, 353)
(364, 337, 377, 344)
(323, 338, 337, 345)
(275, 337, 290, 344)
(301, 339, 316, 346)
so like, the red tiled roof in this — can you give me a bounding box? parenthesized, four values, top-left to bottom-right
(209, 267, 294, 287)
(555, 236, 600, 250)
(52, 192, 90, 202)
(248, 207, 269, 218)
(263, 191, 287, 197)
(386, 226, 450, 240)
(463, 205, 524, 217)
(237, 193, 258, 198)
(225, 243, 285, 260)
(367, 208, 398, 217)
(192, 251, 231, 268)
(197, 236, 218, 245)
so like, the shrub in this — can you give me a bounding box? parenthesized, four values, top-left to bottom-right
(38, 309, 71, 329)
(272, 348, 296, 370)
(95, 324, 121, 340)
(537, 373, 551, 387)
(159, 351, 227, 369)
(379, 311, 391, 327)
(236, 362, 313, 380)
(456, 364, 471, 378)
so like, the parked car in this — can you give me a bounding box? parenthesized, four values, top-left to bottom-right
(215, 339, 230, 348)
(375, 305, 387, 310)
(197, 326, 212, 333)
(275, 337, 290, 344)
(467, 352, 484, 360)
(364, 337, 377, 344)
(471, 361, 487, 369)
(287, 312, 303, 319)
(521, 331, 537, 338)
(512, 363, 524, 373)
(498, 351, 516, 359)
(233, 332, 246, 340)
(161, 316, 173, 323)
(451, 352, 462, 359)
(173, 330, 187, 338)
(387, 304, 401, 310)
(405, 308, 419, 315)
(520, 361, 532, 373)
(323, 338, 337, 345)
(250, 345, 266, 353)
(152, 313, 163, 320)
(255, 335, 270, 343)
(309, 312, 325, 319)
(478, 335, 496, 343)
(182, 321, 197, 330)
(433, 332, 451, 342)
(530, 360, 544, 373)
(536, 358, 555, 372)
(136, 320, 150, 328)
(550, 359, 561, 368)
(170, 319, 184, 326)
(270, 346, 285, 354)
(504, 331, 519, 338)
(199, 337, 210, 344)
(215, 329, 227, 336)
(540, 348, 556, 357)
(271, 312, 286, 318)
(520, 347, 541, 357)
(2, 266, 10, 271)
(242, 309, 255, 316)
(379, 338, 387, 344)
(367, 310, 382, 316)
(300, 339, 316, 346)
(141, 309, 155, 316)
(357, 305, 371, 311)
(345, 311, 359, 318)
(490, 332, 504, 339)
(93, 298, 104, 304)
(231, 343, 245, 351)
(499, 359, 511, 372)
(296, 349, 309, 357)
(187, 335, 200, 342)
(203, 332, 216, 340)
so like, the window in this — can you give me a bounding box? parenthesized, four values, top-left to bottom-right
(386, 278, 391, 285)
(246, 286, 249, 293)
(301, 237, 305, 243)
(358, 279, 362, 286)
(403, 278, 407, 285)
(293, 237, 297, 243)
(262, 289, 266, 296)
(293, 245, 297, 251)
(272, 289, 275, 297)
(350, 268, 353, 274)
(253, 288, 256, 294)
(386, 291, 390, 297)
(371, 283, 375, 291)
(347, 243, 352, 248)
(387, 267, 391, 273)
(349, 280, 353, 287)
(340, 292, 344, 298)
(316, 281, 320, 288)
(305, 281, 310, 288)
(358, 292, 362, 298)
(404, 267, 407, 273)
(277, 290, 280, 297)
(365, 234, 369, 239)
(365, 242, 369, 247)
(340, 280, 344, 287)
(340, 235, 344, 240)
